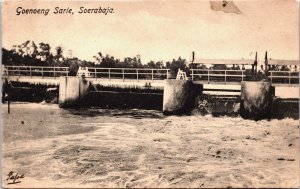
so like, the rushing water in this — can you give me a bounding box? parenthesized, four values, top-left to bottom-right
(2, 102, 299, 188)
(2, 102, 164, 142)
(2, 102, 298, 142)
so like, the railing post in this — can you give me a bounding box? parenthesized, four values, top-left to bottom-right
(54, 67, 56, 77)
(18, 66, 20, 76)
(7, 66, 10, 77)
(167, 70, 169, 79)
(137, 69, 139, 81)
(94, 68, 96, 80)
(107, 69, 110, 80)
(122, 69, 124, 82)
(208, 69, 210, 84)
(42, 67, 44, 78)
(152, 69, 154, 81)
(289, 71, 291, 86)
(191, 69, 194, 80)
(270, 71, 272, 84)
(242, 70, 244, 81)
(30, 66, 32, 78)
(225, 70, 227, 85)
(67, 68, 69, 77)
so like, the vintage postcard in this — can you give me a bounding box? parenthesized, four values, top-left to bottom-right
(1, 0, 299, 188)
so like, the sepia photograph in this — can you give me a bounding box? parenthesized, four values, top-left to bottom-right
(1, 0, 299, 188)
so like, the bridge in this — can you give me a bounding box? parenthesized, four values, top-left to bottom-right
(3, 65, 299, 86)
(3, 65, 299, 98)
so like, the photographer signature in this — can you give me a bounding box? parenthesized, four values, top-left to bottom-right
(6, 171, 25, 184)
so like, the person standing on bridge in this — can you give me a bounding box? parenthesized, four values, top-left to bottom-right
(264, 51, 269, 80)
(258, 65, 267, 80)
(251, 52, 258, 80)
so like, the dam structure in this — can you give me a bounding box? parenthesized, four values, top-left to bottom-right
(2, 63, 299, 119)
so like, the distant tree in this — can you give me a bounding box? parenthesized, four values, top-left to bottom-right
(2, 48, 15, 65)
(132, 55, 142, 68)
(212, 64, 228, 70)
(11, 45, 22, 56)
(93, 52, 103, 65)
(81, 60, 95, 67)
(21, 40, 31, 56)
(53, 46, 64, 66)
(10, 40, 39, 59)
(147, 60, 156, 68)
(3, 44, 43, 66)
(165, 61, 171, 68)
(30, 41, 39, 59)
(123, 57, 133, 68)
(100, 55, 117, 68)
(146, 60, 164, 68)
(166, 57, 189, 78)
(38, 43, 52, 63)
(155, 61, 164, 68)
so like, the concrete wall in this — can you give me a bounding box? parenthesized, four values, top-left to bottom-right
(240, 81, 274, 120)
(59, 77, 90, 107)
(86, 78, 165, 90)
(4, 76, 298, 98)
(163, 79, 202, 115)
(4, 76, 60, 86)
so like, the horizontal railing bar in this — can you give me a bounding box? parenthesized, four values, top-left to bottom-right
(88, 67, 170, 70)
(7, 70, 68, 73)
(191, 69, 246, 72)
(5, 65, 69, 69)
(93, 72, 168, 75)
(269, 76, 299, 78)
(94, 73, 166, 75)
(269, 71, 297, 73)
(191, 74, 246, 77)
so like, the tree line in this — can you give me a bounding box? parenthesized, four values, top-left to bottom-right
(2, 40, 188, 77)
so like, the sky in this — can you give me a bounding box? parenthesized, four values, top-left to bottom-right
(2, 0, 299, 64)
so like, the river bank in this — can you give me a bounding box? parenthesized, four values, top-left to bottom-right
(2, 103, 299, 188)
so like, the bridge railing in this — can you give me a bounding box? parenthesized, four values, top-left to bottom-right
(191, 69, 299, 85)
(3, 66, 299, 86)
(86, 67, 171, 81)
(3, 66, 69, 77)
(191, 69, 246, 84)
(269, 70, 299, 86)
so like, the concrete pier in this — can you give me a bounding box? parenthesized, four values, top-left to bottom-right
(59, 77, 90, 107)
(163, 79, 202, 115)
(240, 81, 274, 120)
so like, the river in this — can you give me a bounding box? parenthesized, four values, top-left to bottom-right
(2, 103, 299, 188)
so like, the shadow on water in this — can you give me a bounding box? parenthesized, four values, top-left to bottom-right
(65, 108, 165, 119)
(79, 91, 163, 111)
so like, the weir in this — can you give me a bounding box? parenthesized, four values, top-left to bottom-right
(56, 76, 204, 113)
(59, 77, 90, 107)
(5, 66, 299, 120)
(56, 76, 278, 119)
(163, 79, 202, 115)
(240, 81, 274, 120)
